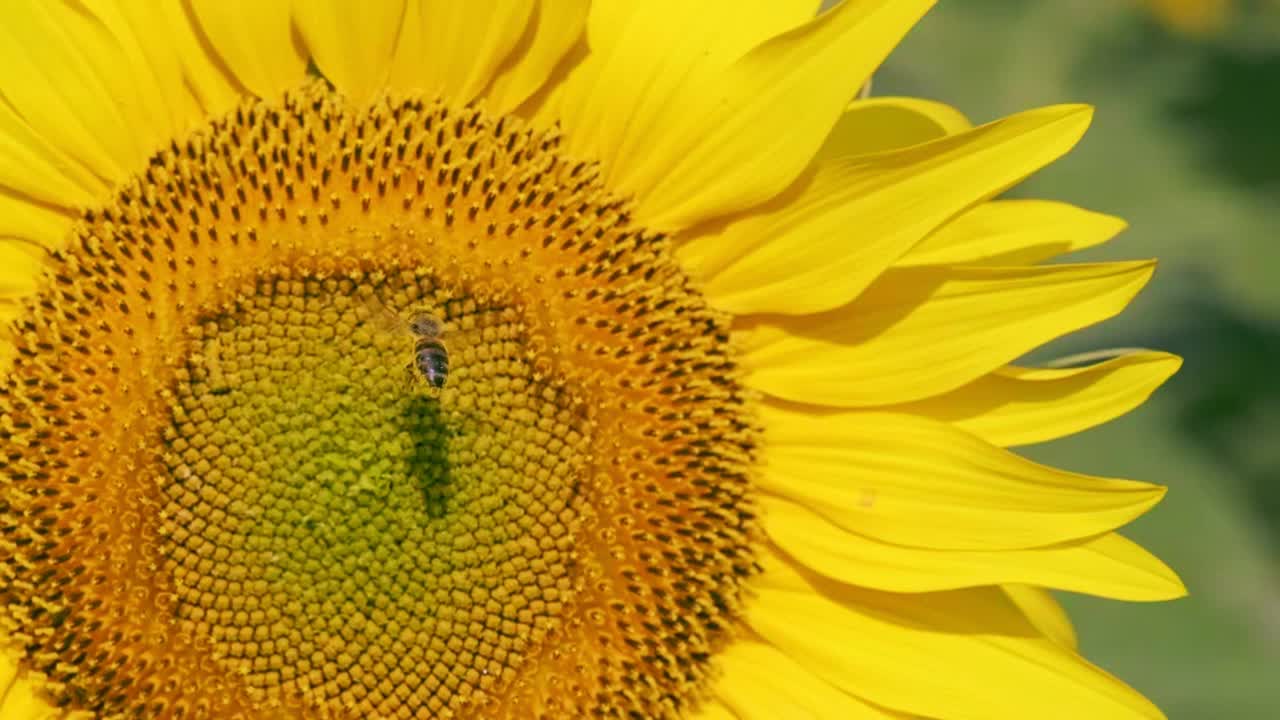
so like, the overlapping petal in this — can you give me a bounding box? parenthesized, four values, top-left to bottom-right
(486, 0, 590, 114)
(102, 1, 216, 132)
(751, 554, 1166, 719)
(715, 641, 903, 719)
(134, 2, 244, 120)
(0, 1, 267, 253)
(0, 82, 107, 209)
(678, 105, 1093, 315)
(0, 2, 249, 185)
(1004, 585, 1079, 649)
(814, 95, 971, 158)
(0, 193, 75, 253)
(294, 0, 408, 105)
(544, 0, 933, 230)
(757, 404, 1166, 550)
(741, 261, 1154, 406)
(765, 494, 1185, 599)
(888, 351, 1181, 446)
(0, 3, 145, 184)
(389, 1, 533, 103)
(537, 0, 818, 182)
(898, 199, 1128, 267)
(187, 0, 308, 100)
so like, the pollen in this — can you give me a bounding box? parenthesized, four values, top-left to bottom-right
(0, 81, 758, 718)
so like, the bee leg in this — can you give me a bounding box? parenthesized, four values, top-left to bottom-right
(401, 359, 421, 392)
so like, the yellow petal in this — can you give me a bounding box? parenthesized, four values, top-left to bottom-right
(715, 641, 904, 719)
(294, 0, 408, 105)
(546, 0, 931, 230)
(389, 1, 534, 105)
(764, 495, 1186, 600)
(889, 351, 1181, 447)
(0, 101, 104, 210)
(679, 105, 1094, 315)
(0, 649, 76, 720)
(134, 1, 243, 120)
(0, 299, 19, 325)
(187, 0, 308, 99)
(581, 0, 820, 65)
(0, 1, 236, 188)
(0, 191, 76, 251)
(690, 700, 739, 720)
(0, 647, 15, 700)
(752, 554, 1167, 720)
(82, 0, 201, 137)
(50, 0, 209, 154)
(0, 299, 19, 373)
(1004, 585, 1079, 649)
(898, 199, 1128, 267)
(758, 404, 1166, 550)
(0, 241, 44, 297)
(0, 3, 143, 183)
(539, 0, 819, 186)
(815, 95, 971, 159)
(741, 261, 1154, 406)
(485, 0, 590, 115)
(637, 0, 937, 229)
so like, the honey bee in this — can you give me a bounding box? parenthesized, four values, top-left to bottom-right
(359, 297, 450, 389)
(405, 311, 449, 389)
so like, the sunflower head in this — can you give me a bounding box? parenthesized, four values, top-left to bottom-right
(0, 2, 1183, 719)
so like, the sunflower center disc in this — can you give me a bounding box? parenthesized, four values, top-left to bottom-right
(162, 271, 585, 712)
(0, 82, 758, 719)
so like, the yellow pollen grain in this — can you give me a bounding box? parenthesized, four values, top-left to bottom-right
(0, 80, 758, 719)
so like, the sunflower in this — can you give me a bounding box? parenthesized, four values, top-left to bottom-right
(0, 2, 1185, 719)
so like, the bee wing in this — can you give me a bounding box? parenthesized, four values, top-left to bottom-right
(354, 293, 411, 337)
(405, 310, 444, 338)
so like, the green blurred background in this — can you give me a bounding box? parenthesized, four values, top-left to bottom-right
(876, 2, 1280, 717)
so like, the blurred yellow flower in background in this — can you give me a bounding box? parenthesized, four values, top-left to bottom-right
(1141, 0, 1231, 33)
(0, 1, 1185, 718)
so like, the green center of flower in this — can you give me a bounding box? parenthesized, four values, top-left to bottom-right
(160, 269, 587, 712)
